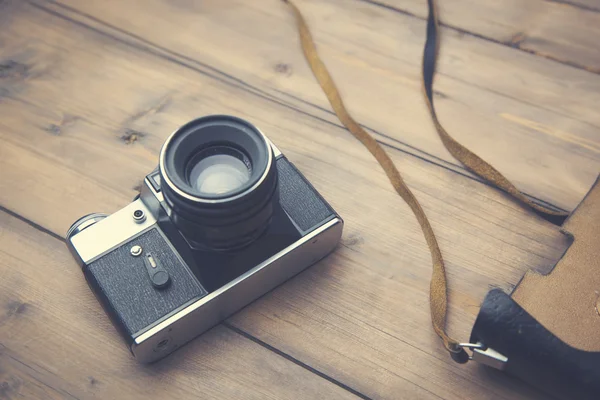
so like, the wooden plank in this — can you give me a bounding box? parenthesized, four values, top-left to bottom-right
(0, 351, 68, 400)
(0, 211, 359, 400)
(565, 0, 600, 11)
(0, 3, 567, 399)
(370, 0, 600, 72)
(36, 0, 600, 211)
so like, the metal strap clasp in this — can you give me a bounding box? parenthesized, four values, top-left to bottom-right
(458, 343, 508, 370)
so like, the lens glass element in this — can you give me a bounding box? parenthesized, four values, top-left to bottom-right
(188, 147, 251, 195)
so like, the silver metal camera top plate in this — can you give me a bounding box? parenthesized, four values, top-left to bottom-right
(69, 199, 157, 265)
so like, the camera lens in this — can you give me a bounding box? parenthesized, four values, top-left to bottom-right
(159, 116, 278, 251)
(187, 146, 251, 195)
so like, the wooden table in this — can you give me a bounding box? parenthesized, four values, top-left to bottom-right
(1, 0, 599, 398)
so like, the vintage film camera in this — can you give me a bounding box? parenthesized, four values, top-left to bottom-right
(66, 115, 343, 362)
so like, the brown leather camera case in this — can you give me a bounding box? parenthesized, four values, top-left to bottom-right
(470, 175, 600, 400)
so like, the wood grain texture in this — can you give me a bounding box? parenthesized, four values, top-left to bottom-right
(562, 0, 600, 12)
(364, 0, 600, 72)
(0, 2, 572, 399)
(39, 0, 600, 211)
(0, 211, 359, 400)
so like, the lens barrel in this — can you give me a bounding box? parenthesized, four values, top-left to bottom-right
(159, 116, 278, 251)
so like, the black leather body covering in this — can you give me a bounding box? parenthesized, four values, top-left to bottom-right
(470, 289, 600, 400)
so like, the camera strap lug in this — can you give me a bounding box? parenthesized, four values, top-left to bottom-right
(459, 342, 508, 370)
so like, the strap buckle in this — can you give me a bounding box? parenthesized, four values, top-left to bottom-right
(457, 343, 508, 370)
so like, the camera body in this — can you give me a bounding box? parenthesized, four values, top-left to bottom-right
(67, 116, 343, 363)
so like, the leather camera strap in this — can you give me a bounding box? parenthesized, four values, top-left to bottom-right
(283, 0, 568, 362)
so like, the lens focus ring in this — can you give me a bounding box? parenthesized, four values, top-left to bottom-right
(159, 115, 277, 251)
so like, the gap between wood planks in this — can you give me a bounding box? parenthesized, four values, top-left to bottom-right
(546, 0, 600, 13)
(0, 203, 373, 400)
(0, 2, 568, 396)
(356, 0, 600, 73)
(27, 0, 569, 215)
